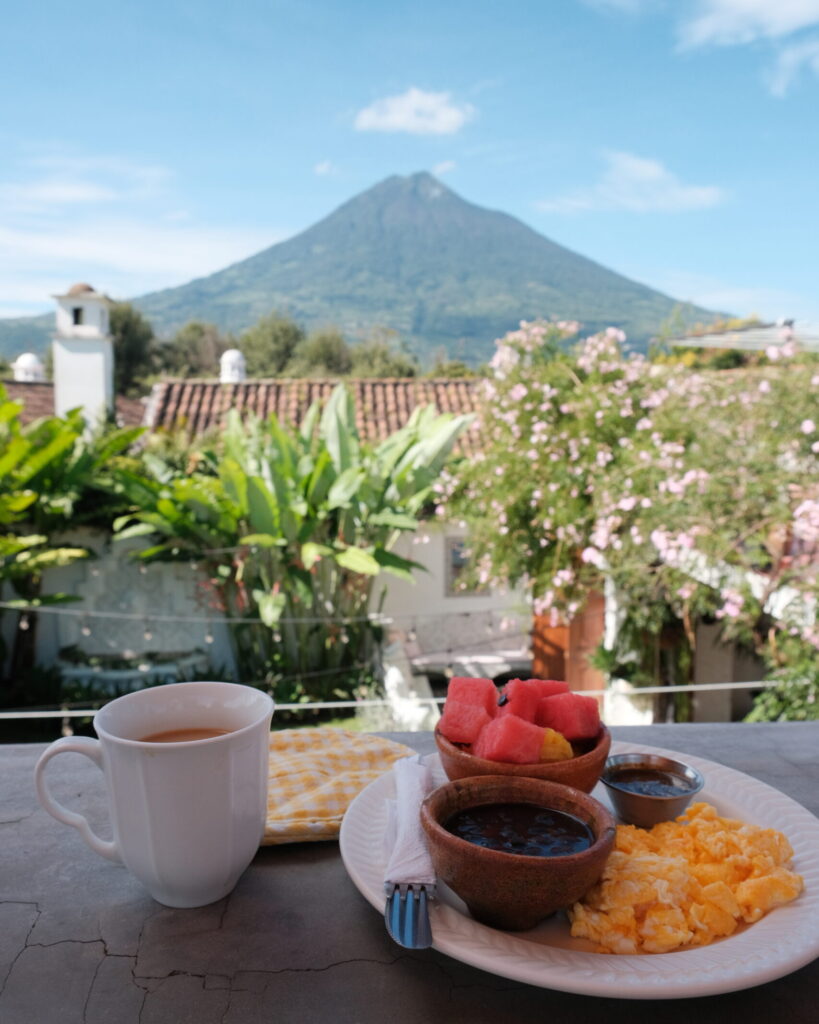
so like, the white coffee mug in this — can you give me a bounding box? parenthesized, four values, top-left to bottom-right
(34, 681, 274, 908)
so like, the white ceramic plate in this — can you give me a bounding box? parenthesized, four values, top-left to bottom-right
(339, 741, 819, 999)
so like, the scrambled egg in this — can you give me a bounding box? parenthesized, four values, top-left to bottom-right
(568, 802, 803, 954)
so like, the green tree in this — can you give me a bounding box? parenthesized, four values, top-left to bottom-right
(110, 303, 156, 395)
(110, 385, 472, 705)
(286, 328, 353, 377)
(158, 321, 233, 377)
(349, 330, 418, 378)
(240, 313, 305, 377)
(424, 357, 476, 378)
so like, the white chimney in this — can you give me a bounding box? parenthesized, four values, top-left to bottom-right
(52, 283, 114, 428)
(220, 348, 246, 383)
(12, 352, 46, 382)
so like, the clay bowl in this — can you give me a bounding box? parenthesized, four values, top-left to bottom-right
(601, 752, 704, 828)
(434, 724, 611, 794)
(421, 775, 616, 931)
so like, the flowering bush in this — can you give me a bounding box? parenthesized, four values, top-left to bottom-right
(442, 321, 819, 714)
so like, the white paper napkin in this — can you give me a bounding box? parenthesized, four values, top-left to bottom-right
(383, 754, 436, 887)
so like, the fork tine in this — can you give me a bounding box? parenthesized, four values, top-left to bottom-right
(414, 888, 432, 948)
(384, 884, 433, 949)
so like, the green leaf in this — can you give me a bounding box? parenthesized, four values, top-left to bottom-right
(372, 548, 426, 581)
(239, 533, 286, 548)
(246, 477, 280, 535)
(366, 511, 419, 531)
(252, 589, 286, 627)
(301, 541, 333, 569)
(320, 384, 359, 471)
(115, 522, 157, 540)
(334, 546, 381, 575)
(327, 466, 364, 510)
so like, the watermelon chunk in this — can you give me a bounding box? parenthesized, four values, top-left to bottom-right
(524, 678, 570, 699)
(438, 699, 492, 745)
(497, 678, 541, 723)
(473, 714, 545, 764)
(446, 677, 498, 717)
(537, 692, 600, 740)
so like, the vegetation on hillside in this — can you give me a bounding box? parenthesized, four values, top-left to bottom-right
(0, 173, 719, 362)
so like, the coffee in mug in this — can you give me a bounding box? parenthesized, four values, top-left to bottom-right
(139, 727, 233, 742)
(34, 681, 274, 908)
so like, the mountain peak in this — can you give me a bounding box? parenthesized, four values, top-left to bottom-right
(0, 173, 719, 362)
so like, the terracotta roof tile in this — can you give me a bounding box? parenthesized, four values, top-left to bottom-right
(2, 380, 147, 428)
(4, 377, 481, 453)
(146, 378, 481, 453)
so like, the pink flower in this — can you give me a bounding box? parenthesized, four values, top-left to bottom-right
(716, 589, 744, 620)
(801, 419, 815, 434)
(581, 547, 605, 568)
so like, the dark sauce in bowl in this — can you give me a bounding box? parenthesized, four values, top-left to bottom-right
(444, 802, 593, 857)
(606, 767, 694, 798)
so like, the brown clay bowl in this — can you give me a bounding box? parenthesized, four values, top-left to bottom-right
(420, 775, 616, 931)
(434, 724, 611, 793)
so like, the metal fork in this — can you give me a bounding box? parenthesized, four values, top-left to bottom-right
(384, 882, 434, 949)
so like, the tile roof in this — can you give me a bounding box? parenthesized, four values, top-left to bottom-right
(3, 376, 482, 453)
(145, 377, 482, 453)
(2, 380, 147, 428)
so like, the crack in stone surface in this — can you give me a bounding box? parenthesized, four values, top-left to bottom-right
(0, 813, 35, 826)
(0, 901, 41, 997)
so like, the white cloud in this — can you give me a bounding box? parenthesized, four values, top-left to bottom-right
(314, 160, 336, 176)
(354, 87, 475, 135)
(537, 151, 725, 213)
(679, 0, 819, 47)
(0, 181, 119, 207)
(768, 36, 819, 92)
(432, 160, 457, 175)
(0, 148, 284, 317)
(674, 1, 819, 93)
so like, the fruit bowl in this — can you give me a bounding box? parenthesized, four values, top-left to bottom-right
(434, 723, 611, 793)
(420, 774, 616, 930)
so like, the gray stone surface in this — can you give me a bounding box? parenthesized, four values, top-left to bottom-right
(2, 723, 818, 1023)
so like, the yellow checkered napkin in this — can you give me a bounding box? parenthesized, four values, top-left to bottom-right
(262, 727, 414, 845)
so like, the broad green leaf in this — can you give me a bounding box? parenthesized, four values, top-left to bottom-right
(14, 427, 80, 485)
(301, 541, 333, 569)
(115, 522, 158, 541)
(246, 477, 279, 535)
(320, 384, 359, 471)
(334, 546, 381, 575)
(0, 436, 31, 479)
(238, 533, 284, 547)
(372, 548, 427, 581)
(252, 589, 286, 627)
(327, 467, 364, 510)
(366, 511, 419, 531)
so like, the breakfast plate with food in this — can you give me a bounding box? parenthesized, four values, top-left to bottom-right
(339, 678, 819, 999)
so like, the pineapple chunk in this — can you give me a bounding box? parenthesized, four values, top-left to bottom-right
(539, 727, 573, 762)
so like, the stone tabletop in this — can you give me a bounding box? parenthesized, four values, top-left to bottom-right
(2, 722, 818, 1024)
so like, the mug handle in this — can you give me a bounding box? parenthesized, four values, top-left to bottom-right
(34, 736, 121, 863)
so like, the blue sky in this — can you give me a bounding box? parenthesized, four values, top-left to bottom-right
(2, 0, 819, 332)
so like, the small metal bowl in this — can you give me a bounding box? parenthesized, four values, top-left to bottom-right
(601, 753, 704, 828)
